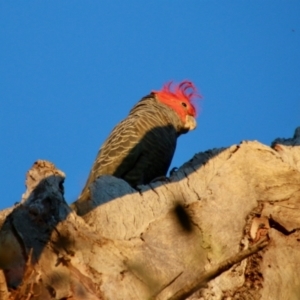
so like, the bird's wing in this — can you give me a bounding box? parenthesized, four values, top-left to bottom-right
(86, 116, 144, 186)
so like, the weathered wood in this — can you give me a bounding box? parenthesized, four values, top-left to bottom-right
(0, 127, 299, 299)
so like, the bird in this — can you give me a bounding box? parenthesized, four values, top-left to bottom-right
(77, 80, 201, 204)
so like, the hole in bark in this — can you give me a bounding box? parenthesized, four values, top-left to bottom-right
(46, 285, 56, 297)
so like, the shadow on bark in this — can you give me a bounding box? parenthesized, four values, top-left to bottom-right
(0, 125, 227, 292)
(0, 167, 69, 289)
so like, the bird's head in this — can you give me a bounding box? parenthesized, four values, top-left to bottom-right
(152, 81, 201, 131)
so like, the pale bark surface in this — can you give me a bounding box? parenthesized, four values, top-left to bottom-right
(0, 127, 299, 300)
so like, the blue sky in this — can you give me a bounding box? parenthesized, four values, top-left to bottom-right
(1, 1, 299, 209)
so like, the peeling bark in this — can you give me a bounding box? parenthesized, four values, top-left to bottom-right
(0, 127, 299, 299)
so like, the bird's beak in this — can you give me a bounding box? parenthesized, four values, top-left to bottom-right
(184, 115, 197, 131)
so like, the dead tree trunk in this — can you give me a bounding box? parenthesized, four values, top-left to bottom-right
(0, 127, 299, 300)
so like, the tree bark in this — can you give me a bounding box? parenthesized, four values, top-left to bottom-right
(0, 127, 299, 300)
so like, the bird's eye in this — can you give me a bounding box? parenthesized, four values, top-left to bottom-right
(181, 102, 187, 108)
